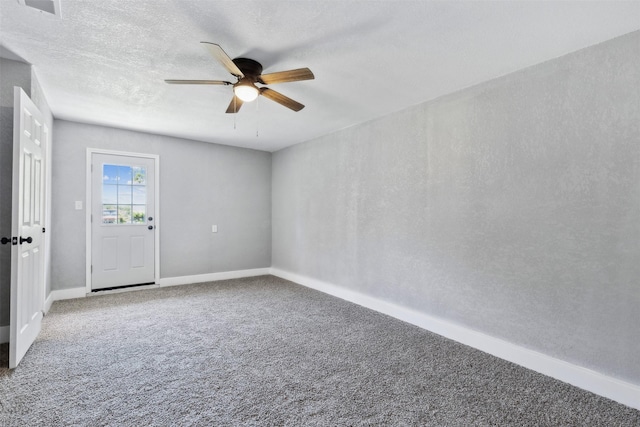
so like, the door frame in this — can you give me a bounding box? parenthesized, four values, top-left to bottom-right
(85, 148, 160, 293)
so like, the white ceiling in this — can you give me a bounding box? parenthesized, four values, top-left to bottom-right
(1, 1, 639, 152)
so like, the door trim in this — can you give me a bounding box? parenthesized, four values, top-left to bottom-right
(85, 149, 160, 293)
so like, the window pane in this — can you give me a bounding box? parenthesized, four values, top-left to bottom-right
(118, 165, 132, 185)
(118, 205, 131, 224)
(101, 163, 147, 226)
(102, 205, 117, 224)
(118, 185, 132, 204)
(132, 205, 146, 224)
(132, 167, 146, 185)
(132, 186, 146, 204)
(103, 164, 118, 184)
(102, 184, 117, 204)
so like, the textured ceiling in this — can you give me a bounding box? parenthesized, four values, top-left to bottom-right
(1, 1, 639, 152)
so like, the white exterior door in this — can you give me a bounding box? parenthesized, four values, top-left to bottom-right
(9, 88, 48, 368)
(91, 153, 156, 290)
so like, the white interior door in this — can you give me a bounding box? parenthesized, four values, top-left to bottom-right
(10, 87, 48, 368)
(91, 153, 156, 290)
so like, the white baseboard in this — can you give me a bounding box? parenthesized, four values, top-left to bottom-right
(40, 287, 88, 314)
(43, 268, 270, 309)
(50, 287, 87, 302)
(0, 325, 8, 344)
(269, 268, 640, 411)
(158, 268, 271, 287)
(44, 291, 54, 314)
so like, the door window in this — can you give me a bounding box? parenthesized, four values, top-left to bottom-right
(102, 164, 147, 225)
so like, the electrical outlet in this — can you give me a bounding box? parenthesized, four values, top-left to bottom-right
(212, 225, 218, 233)
(75, 201, 83, 210)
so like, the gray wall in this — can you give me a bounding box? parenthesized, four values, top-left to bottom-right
(51, 121, 271, 290)
(0, 58, 32, 327)
(272, 31, 640, 385)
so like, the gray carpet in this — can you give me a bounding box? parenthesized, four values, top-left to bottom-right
(1, 275, 638, 426)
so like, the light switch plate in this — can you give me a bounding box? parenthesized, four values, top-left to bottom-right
(75, 201, 83, 210)
(212, 225, 218, 233)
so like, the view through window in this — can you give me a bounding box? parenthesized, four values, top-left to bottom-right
(102, 164, 147, 224)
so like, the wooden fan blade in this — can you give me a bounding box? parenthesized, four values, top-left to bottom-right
(259, 88, 305, 112)
(225, 95, 244, 114)
(165, 80, 232, 85)
(201, 42, 244, 78)
(258, 68, 314, 85)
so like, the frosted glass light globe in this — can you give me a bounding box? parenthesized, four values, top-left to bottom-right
(234, 84, 259, 102)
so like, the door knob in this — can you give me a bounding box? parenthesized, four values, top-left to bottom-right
(148, 217, 153, 221)
(148, 225, 154, 230)
(1, 237, 11, 245)
(19, 236, 33, 244)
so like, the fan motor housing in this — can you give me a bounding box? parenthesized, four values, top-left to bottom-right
(232, 58, 263, 80)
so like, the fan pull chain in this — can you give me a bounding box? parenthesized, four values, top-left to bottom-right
(233, 96, 237, 130)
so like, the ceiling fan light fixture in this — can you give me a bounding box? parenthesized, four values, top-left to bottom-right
(234, 82, 259, 102)
(166, 43, 313, 113)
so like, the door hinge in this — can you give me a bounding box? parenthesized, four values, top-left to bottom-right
(91, 265, 93, 273)
(91, 164, 93, 172)
(91, 214, 93, 223)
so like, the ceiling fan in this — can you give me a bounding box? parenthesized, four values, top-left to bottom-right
(165, 42, 314, 113)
